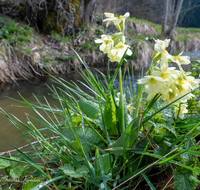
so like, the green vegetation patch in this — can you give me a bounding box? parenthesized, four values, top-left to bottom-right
(128, 17, 162, 32)
(0, 17, 34, 42)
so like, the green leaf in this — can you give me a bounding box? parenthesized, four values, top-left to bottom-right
(83, 127, 102, 146)
(60, 164, 88, 178)
(61, 126, 102, 147)
(165, 120, 177, 136)
(22, 177, 43, 190)
(153, 147, 165, 156)
(104, 93, 117, 135)
(174, 167, 196, 190)
(117, 94, 129, 133)
(78, 99, 100, 119)
(0, 158, 12, 169)
(96, 153, 113, 174)
(10, 165, 25, 179)
(111, 119, 139, 157)
(11, 157, 21, 167)
(181, 153, 196, 166)
(123, 117, 139, 159)
(72, 115, 82, 123)
(141, 173, 156, 190)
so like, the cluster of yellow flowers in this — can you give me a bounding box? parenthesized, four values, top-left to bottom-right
(95, 12, 132, 62)
(138, 39, 200, 119)
(95, 12, 199, 119)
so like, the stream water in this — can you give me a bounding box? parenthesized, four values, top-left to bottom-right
(0, 70, 94, 153)
(0, 50, 200, 154)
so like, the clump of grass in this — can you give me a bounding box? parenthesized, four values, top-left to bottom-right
(175, 34, 190, 43)
(1, 12, 200, 190)
(175, 27, 200, 34)
(49, 31, 72, 43)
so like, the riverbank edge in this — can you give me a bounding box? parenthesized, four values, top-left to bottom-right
(0, 14, 200, 83)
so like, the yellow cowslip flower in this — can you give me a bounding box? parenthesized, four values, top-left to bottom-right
(161, 82, 194, 107)
(172, 52, 190, 72)
(186, 75, 200, 89)
(154, 39, 170, 52)
(138, 75, 165, 94)
(152, 67, 179, 79)
(95, 35, 114, 53)
(139, 38, 199, 114)
(175, 76, 192, 92)
(161, 85, 180, 106)
(103, 12, 130, 29)
(174, 104, 188, 119)
(154, 39, 173, 72)
(151, 67, 179, 91)
(107, 42, 132, 62)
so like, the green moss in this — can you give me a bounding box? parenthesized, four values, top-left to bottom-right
(69, 0, 80, 27)
(43, 12, 60, 34)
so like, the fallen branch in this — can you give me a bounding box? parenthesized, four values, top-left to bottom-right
(0, 136, 60, 156)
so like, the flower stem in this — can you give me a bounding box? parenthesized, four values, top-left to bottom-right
(119, 67, 125, 133)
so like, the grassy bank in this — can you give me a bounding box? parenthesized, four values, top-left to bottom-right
(0, 13, 200, 83)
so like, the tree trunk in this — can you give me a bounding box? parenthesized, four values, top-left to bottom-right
(0, 0, 98, 34)
(165, 0, 184, 37)
(84, 0, 98, 26)
(162, 0, 169, 32)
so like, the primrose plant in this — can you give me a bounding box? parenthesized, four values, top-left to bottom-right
(1, 11, 200, 190)
(138, 39, 200, 119)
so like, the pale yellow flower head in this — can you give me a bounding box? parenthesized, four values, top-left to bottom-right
(172, 52, 190, 72)
(174, 104, 188, 119)
(95, 35, 114, 53)
(186, 75, 200, 89)
(154, 39, 170, 52)
(161, 86, 179, 106)
(138, 38, 200, 116)
(138, 75, 165, 94)
(103, 12, 130, 31)
(107, 42, 132, 62)
(154, 39, 173, 71)
(152, 67, 178, 81)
